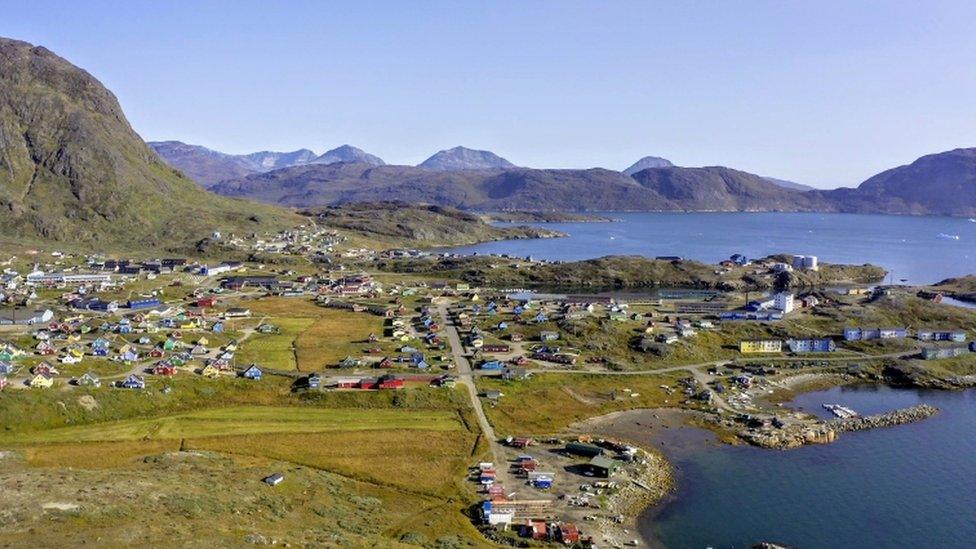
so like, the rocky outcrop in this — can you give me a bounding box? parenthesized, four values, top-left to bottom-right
(830, 404, 939, 434)
(740, 404, 940, 449)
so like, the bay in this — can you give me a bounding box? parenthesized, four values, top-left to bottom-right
(638, 385, 976, 548)
(448, 212, 976, 284)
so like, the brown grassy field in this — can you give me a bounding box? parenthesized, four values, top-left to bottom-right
(478, 371, 692, 436)
(187, 428, 476, 497)
(0, 450, 487, 547)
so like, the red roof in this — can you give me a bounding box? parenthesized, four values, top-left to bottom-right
(559, 523, 580, 542)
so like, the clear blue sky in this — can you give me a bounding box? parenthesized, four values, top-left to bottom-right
(4, 0, 976, 187)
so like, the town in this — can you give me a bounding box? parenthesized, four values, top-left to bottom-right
(0, 221, 973, 547)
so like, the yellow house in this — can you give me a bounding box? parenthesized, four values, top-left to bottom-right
(739, 340, 783, 354)
(29, 372, 54, 388)
(180, 321, 197, 330)
(201, 365, 221, 378)
(197, 336, 209, 346)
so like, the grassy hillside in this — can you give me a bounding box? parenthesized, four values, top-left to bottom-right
(0, 37, 300, 248)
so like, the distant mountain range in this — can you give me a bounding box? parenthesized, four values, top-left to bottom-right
(0, 37, 297, 246)
(208, 148, 976, 217)
(148, 141, 385, 186)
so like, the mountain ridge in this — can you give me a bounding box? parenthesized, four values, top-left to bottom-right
(0, 37, 298, 247)
(149, 141, 386, 186)
(209, 148, 976, 216)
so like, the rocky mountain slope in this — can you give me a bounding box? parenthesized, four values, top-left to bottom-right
(628, 166, 827, 211)
(763, 176, 816, 192)
(149, 141, 384, 186)
(243, 148, 318, 171)
(211, 162, 677, 210)
(313, 144, 384, 167)
(418, 146, 516, 171)
(623, 156, 673, 176)
(147, 141, 257, 186)
(212, 161, 827, 212)
(814, 148, 976, 216)
(0, 37, 298, 247)
(211, 148, 976, 216)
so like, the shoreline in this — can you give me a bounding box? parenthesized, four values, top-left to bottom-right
(563, 377, 965, 547)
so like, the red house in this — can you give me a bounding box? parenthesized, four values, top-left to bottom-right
(557, 523, 580, 544)
(483, 344, 510, 353)
(153, 364, 177, 376)
(336, 377, 360, 389)
(510, 437, 533, 449)
(196, 296, 218, 308)
(522, 520, 548, 541)
(377, 375, 403, 390)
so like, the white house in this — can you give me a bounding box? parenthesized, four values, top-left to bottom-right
(774, 292, 795, 314)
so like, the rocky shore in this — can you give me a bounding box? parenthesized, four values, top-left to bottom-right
(740, 404, 940, 449)
(593, 447, 673, 548)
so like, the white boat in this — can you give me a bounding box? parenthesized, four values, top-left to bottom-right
(823, 403, 859, 419)
(938, 233, 960, 240)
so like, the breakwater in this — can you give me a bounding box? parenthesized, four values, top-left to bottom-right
(740, 404, 940, 449)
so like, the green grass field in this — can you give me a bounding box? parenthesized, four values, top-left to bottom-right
(236, 317, 314, 370)
(236, 297, 387, 371)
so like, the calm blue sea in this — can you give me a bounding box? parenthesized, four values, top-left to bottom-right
(447, 212, 976, 284)
(641, 386, 976, 549)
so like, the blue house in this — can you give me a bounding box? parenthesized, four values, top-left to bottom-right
(242, 364, 263, 380)
(480, 360, 503, 371)
(533, 312, 548, 323)
(212, 322, 225, 333)
(497, 322, 508, 331)
(128, 298, 161, 310)
(0, 361, 13, 375)
(845, 327, 908, 341)
(119, 374, 145, 389)
(787, 338, 836, 353)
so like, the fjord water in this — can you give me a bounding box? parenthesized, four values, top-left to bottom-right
(450, 212, 976, 284)
(641, 386, 976, 548)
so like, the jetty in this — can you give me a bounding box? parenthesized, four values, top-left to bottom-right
(740, 404, 940, 449)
